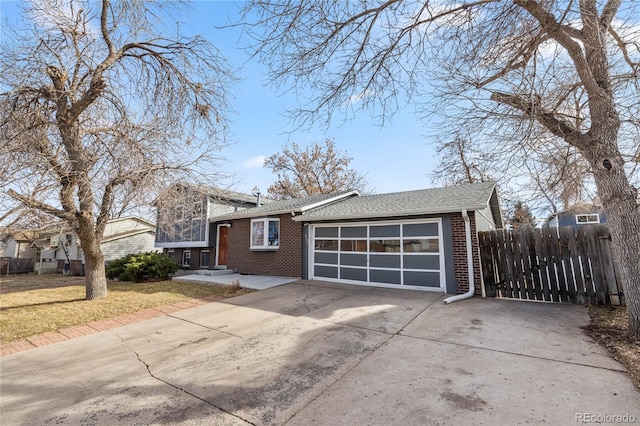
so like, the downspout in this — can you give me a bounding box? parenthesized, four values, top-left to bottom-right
(444, 209, 475, 304)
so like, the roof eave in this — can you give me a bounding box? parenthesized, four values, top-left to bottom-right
(211, 191, 360, 222)
(294, 204, 490, 222)
(299, 191, 360, 213)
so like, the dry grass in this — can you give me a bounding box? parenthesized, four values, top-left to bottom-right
(0, 274, 250, 342)
(583, 304, 640, 390)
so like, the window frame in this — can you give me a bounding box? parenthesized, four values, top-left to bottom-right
(182, 249, 191, 267)
(250, 218, 280, 250)
(575, 213, 600, 225)
(200, 250, 210, 268)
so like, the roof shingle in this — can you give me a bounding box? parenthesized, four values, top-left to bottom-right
(296, 182, 498, 221)
(212, 191, 358, 221)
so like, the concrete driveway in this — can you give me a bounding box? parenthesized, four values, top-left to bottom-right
(2, 281, 638, 425)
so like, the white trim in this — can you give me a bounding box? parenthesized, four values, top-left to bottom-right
(155, 241, 208, 249)
(250, 218, 280, 250)
(310, 277, 445, 292)
(575, 213, 600, 224)
(295, 204, 488, 222)
(308, 218, 445, 291)
(298, 191, 359, 212)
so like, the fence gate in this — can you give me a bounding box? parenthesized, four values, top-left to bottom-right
(478, 225, 623, 305)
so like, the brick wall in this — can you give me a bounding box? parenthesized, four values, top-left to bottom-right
(227, 214, 303, 277)
(451, 212, 482, 295)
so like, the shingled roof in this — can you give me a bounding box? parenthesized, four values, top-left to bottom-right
(212, 191, 359, 221)
(294, 181, 502, 226)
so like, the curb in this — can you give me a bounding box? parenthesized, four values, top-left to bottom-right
(1, 295, 222, 356)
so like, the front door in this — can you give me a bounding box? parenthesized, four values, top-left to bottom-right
(216, 225, 229, 266)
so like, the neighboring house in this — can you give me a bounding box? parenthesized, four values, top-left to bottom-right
(547, 203, 607, 229)
(0, 231, 39, 274)
(211, 181, 503, 295)
(100, 217, 158, 262)
(27, 216, 157, 274)
(1, 231, 38, 260)
(154, 184, 269, 269)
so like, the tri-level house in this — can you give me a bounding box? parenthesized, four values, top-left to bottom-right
(154, 184, 268, 270)
(209, 181, 503, 295)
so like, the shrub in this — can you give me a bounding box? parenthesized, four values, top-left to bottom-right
(106, 252, 178, 282)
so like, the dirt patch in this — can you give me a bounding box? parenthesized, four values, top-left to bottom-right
(582, 304, 640, 390)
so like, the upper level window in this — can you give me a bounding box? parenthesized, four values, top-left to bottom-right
(576, 214, 599, 224)
(251, 218, 280, 249)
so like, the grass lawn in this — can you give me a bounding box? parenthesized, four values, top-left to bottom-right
(0, 274, 250, 342)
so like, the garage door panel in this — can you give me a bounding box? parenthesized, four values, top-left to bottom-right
(370, 225, 400, 238)
(404, 271, 440, 287)
(370, 269, 402, 285)
(315, 227, 338, 238)
(403, 223, 438, 237)
(340, 267, 368, 281)
(340, 253, 367, 267)
(315, 252, 338, 265)
(370, 254, 400, 268)
(403, 255, 440, 270)
(315, 265, 338, 279)
(341, 226, 367, 238)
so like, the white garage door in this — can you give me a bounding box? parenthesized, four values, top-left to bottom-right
(310, 219, 445, 291)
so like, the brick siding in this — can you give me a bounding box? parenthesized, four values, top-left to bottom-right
(227, 214, 303, 277)
(451, 212, 482, 295)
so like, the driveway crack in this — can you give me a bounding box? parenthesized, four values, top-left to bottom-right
(166, 314, 245, 338)
(113, 332, 255, 425)
(301, 284, 312, 313)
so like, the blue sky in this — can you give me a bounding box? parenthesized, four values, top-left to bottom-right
(180, 2, 439, 196)
(0, 1, 440, 196)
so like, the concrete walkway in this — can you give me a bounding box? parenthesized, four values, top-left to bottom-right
(173, 272, 298, 290)
(2, 281, 638, 425)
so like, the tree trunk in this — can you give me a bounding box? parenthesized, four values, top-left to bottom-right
(84, 253, 108, 300)
(76, 213, 108, 300)
(588, 149, 640, 340)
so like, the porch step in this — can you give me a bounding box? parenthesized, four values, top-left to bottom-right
(193, 269, 234, 277)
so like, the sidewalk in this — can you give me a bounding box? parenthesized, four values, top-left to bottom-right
(1, 295, 221, 356)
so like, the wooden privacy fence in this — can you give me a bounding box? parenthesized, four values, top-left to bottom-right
(1, 257, 35, 275)
(478, 225, 623, 305)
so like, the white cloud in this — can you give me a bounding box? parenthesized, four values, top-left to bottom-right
(243, 155, 266, 169)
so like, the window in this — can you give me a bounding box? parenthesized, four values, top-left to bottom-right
(576, 214, 599, 224)
(182, 249, 191, 267)
(200, 250, 210, 268)
(251, 218, 280, 249)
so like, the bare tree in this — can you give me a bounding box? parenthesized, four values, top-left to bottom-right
(243, 1, 640, 338)
(525, 140, 596, 214)
(507, 200, 537, 230)
(264, 139, 370, 200)
(1, 0, 234, 299)
(431, 135, 495, 186)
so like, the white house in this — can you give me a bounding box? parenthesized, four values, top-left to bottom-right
(22, 217, 157, 275)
